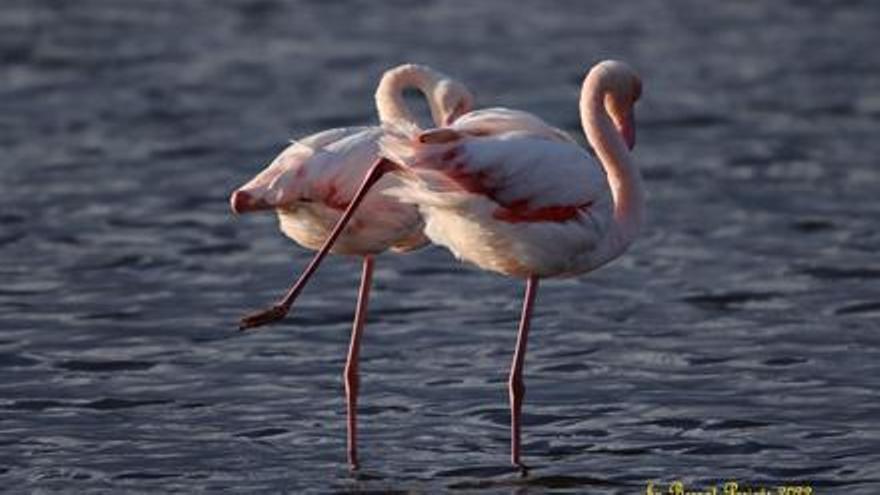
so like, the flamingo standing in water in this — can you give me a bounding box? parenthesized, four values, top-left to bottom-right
(229, 64, 474, 469)
(379, 60, 643, 471)
(253, 60, 645, 472)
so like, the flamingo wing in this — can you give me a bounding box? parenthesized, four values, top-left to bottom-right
(297, 126, 372, 150)
(451, 108, 577, 144)
(237, 127, 382, 209)
(382, 128, 612, 223)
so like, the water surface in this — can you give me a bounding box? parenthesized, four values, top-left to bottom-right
(1, 0, 879, 493)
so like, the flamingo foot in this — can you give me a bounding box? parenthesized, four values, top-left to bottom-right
(516, 462, 530, 478)
(239, 304, 290, 330)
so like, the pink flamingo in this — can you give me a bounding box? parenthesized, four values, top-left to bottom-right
(378, 60, 643, 471)
(229, 64, 474, 469)
(252, 60, 644, 472)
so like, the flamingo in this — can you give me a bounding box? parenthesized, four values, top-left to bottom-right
(229, 63, 475, 469)
(378, 60, 644, 471)
(254, 60, 645, 472)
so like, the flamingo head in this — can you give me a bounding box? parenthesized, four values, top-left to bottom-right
(599, 61, 642, 150)
(432, 79, 475, 126)
(230, 144, 305, 214)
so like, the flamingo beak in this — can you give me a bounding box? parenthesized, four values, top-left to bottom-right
(231, 155, 302, 214)
(230, 189, 273, 214)
(237, 157, 403, 330)
(621, 110, 636, 150)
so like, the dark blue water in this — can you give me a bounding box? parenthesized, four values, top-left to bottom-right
(2, 0, 879, 492)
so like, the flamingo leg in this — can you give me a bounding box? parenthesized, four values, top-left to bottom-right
(509, 275, 539, 475)
(239, 158, 399, 330)
(345, 255, 374, 470)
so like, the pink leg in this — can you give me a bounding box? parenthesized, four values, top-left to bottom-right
(345, 255, 374, 470)
(239, 158, 399, 330)
(509, 275, 539, 474)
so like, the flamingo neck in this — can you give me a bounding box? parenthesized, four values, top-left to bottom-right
(580, 73, 645, 267)
(375, 64, 444, 127)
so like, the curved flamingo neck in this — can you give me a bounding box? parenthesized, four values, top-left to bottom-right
(375, 64, 445, 127)
(580, 68, 645, 267)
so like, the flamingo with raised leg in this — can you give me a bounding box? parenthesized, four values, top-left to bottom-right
(229, 63, 474, 470)
(255, 60, 645, 473)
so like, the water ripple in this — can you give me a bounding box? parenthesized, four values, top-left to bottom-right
(2, 0, 879, 492)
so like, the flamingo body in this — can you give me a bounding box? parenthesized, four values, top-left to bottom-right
(233, 126, 426, 255)
(232, 64, 475, 258)
(382, 123, 614, 277)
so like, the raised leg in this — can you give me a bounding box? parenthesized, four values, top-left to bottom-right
(509, 275, 539, 475)
(345, 255, 374, 470)
(239, 158, 399, 330)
